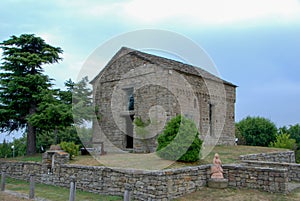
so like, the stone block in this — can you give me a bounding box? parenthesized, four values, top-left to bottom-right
(208, 178, 228, 189)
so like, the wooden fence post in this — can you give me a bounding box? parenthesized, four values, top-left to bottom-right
(69, 176, 76, 201)
(124, 183, 132, 201)
(1, 171, 6, 191)
(29, 174, 35, 199)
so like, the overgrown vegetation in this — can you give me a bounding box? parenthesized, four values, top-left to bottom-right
(156, 115, 202, 162)
(270, 132, 297, 150)
(0, 136, 26, 158)
(236, 116, 300, 163)
(60, 141, 79, 160)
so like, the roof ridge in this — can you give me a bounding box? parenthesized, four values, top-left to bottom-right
(91, 47, 236, 87)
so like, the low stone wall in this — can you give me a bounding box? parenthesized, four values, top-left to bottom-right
(0, 150, 296, 200)
(240, 151, 295, 163)
(0, 162, 42, 181)
(0, 161, 210, 200)
(223, 164, 288, 193)
(242, 160, 300, 182)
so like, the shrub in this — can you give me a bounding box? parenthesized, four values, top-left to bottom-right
(236, 116, 277, 147)
(269, 133, 297, 150)
(156, 115, 202, 162)
(60, 141, 79, 159)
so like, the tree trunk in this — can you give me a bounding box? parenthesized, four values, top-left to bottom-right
(27, 123, 36, 155)
(27, 104, 37, 155)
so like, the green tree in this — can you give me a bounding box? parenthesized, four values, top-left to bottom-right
(29, 77, 93, 149)
(28, 80, 74, 144)
(236, 116, 277, 147)
(72, 76, 93, 125)
(0, 34, 63, 155)
(156, 115, 202, 162)
(285, 124, 300, 147)
(270, 132, 297, 150)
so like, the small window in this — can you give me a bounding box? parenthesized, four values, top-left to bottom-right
(194, 98, 197, 109)
(128, 94, 134, 111)
(124, 87, 134, 111)
(209, 103, 214, 136)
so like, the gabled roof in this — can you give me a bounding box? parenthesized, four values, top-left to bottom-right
(90, 47, 236, 87)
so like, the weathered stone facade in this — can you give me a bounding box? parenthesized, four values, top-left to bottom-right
(91, 47, 237, 153)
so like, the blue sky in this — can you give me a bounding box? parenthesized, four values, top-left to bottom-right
(0, 0, 300, 142)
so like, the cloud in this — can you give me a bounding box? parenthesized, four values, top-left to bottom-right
(123, 0, 300, 25)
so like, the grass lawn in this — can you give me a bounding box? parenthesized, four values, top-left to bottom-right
(2, 177, 300, 201)
(2, 177, 122, 201)
(1, 154, 42, 163)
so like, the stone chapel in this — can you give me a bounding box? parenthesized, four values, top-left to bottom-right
(90, 47, 236, 153)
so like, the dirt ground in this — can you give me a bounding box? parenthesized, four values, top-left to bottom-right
(0, 191, 28, 201)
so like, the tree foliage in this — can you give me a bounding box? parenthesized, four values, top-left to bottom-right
(279, 124, 300, 163)
(27, 79, 75, 135)
(72, 76, 94, 125)
(0, 34, 62, 155)
(236, 116, 277, 147)
(270, 132, 297, 150)
(156, 115, 202, 162)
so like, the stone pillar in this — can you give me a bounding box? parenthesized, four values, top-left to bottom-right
(124, 183, 132, 201)
(1, 171, 6, 191)
(29, 174, 35, 199)
(69, 176, 76, 201)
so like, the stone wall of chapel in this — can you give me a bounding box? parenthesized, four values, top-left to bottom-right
(92, 55, 236, 153)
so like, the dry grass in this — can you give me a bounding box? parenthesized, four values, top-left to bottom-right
(0, 191, 29, 201)
(2, 145, 288, 170)
(69, 145, 288, 170)
(168, 145, 288, 169)
(174, 187, 300, 201)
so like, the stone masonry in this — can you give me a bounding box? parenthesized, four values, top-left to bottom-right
(91, 47, 237, 153)
(0, 151, 295, 200)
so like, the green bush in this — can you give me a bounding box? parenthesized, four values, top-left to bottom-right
(60, 141, 79, 159)
(156, 115, 202, 162)
(236, 116, 277, 147)
(269, 133, 297, 150)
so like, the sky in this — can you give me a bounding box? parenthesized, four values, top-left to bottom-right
(1, 0, 300, 141)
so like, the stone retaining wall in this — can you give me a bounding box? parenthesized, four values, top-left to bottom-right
(0, 150, 295, 200)
(0, 161, 291, 199)
(0, 161, 210, 200)
(242, 160, 300, 182)
(223, 164, 288, 193)
(240, 151, 295, 163)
